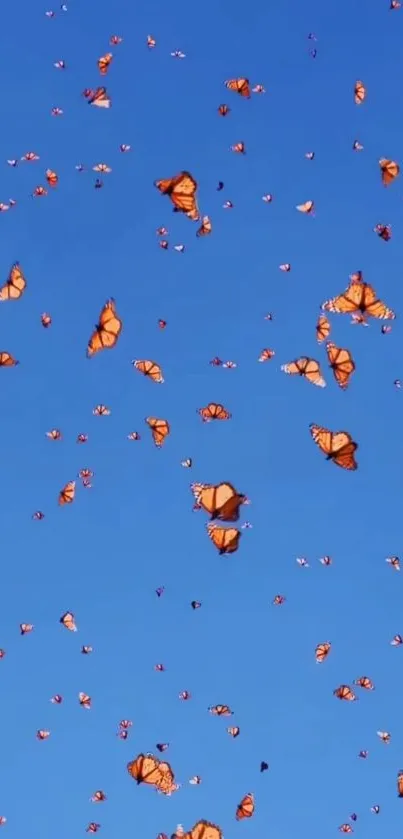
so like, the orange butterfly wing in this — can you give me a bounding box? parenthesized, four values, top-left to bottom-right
(0, 263, 26, 301)
(87, 299, 122, 357)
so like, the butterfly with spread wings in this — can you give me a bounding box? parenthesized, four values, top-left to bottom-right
(154, 172, 200, 221)
(310, 424, 358, 470)
(326, 342, 355, 389)
(321, 272, 395, 321)
(87, 299, 122, 357)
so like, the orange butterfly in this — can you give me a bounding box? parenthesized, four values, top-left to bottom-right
(354, 80, 366, 104)
(79, 692, 91, 709)
(209, 704, 233, 716)
(218, 104, 230, 116)
(0, 352, 18, 366)
(191, 482, 245, 521)
(333, 685, 357, 701)
(93, 405, 110, 416)
(58, 481, 75, 505)
(0, 263, 26, 301)
(196, 216, 212, 237)
(397, 771, 403, 797)
(172, 822, 222, 839)
(281, 358, 325, 387)
(225, 78, 251, 98)
(236, 793, 255, 820)
(198, 403, 231, 422)
(316, 314, 331, 343)
(296, 200, 314, 214)
(227, 726, 240, 737)
(154, 172, 199, 221)
(98, 53, 113, 75)
(41, 313, 52, 328)
(353, 676, 374, 690)
(133, 360, 164, 383)
(321, 273, 395, 320)
(46, 169, 58, 186)
(146, 417, 170, 447)
(326, 342, 355, 389)
(315, 642, 331, 663)
(87, 299, 122, 357)
(86, 87, 111, 108)
(379, 158, 399, 186)
(207, 523, 241, 555)
(310, 424, 358, 470)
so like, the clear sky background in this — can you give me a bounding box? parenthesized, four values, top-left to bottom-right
(0, 0, 402, 837)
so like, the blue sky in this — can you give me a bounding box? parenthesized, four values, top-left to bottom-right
(0, 0, 402, 837)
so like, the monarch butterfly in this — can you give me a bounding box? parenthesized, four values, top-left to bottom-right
(0, 263, 26, 301)
(37, 730, 50, 740)
(196, 216, 212, 237)
(0, 352, 18, 366)
(93, 163, 112, 174)
(333, 685, 357, 701)
(86, 87, 111, 108)
(20, 623, 34, 634)
(397, 771, 403, 797)
(32, 186, 47, 197)
(374, 223, 392, 241)
(90, 791, 107, 803)
(281, 358, 326, 387)
(379, 158, 399, 186)
(98, 53, 113, 75)
(133, 360, 164, 383)
(127, 754, 164, 786)
(174, 822, 222, 839)
(208, 704, 233, 716)
(353, 140, 364, 151)
(191, 600, 201, 609)
(191, 482, 245, 521)
(41, 312, 52, 327)
(260, 761, 269, 772)
(236, 793, 255, 820)
(296, 200, 314, 214)
(87, 299, 122, 357)
(326, 342, 355, 389)
(147, 35, 156, 47)
(207, 523, 241, 555)
(310, 424, 358, 470)
(259, 348, 275, 362)
(58, 481, 76, 505)
(218, 104, 230, 116)
(391, 634, 403, 646)
(322, 274, 395, 320)
(225, 78, 251, 98)
(198, 403, 231, 422)
(353, 676, 374, 690)
(146, 417, 170, 447)
(315, 642, 331, 662)
(386, 556, 400, 570)
(79, 692, 91, 708)
(154, 172, 199, 221)
(316, 314, 331, 343)
(339, 825, 353, 834)
(227, 726, 240, 737)
(86, 824, 100, 833)
(354, 80, 366, 104)
(390, 0, 401, 7)
(45, 169, 58, 186)
(60, 611, 77, 631)
(231, 142, 246, 154)
(377, 730, 391, 743)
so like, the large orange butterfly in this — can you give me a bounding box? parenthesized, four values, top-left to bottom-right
(154, 172, 199, 221)
(87, 299, 122, 357)
(146, 417, 170, 447)
(127, 753, 175, 791)
(326, 342, 355, 389)
(0, 352, 18, 366)
(198, 403, 231, 422)
(98, 53, 113, 75)
(0, 263, 26, 301)
(58, 481, 76, 505)
(172, 822, 222, 839)
(310, 424, 358, 470)
(225, 78, 251, 98)
(207, 523, 241, 555)
(315, 642, 331, 663)
(333, 685, 357, 701)
(87, 87, 111, 108)
(321, 273, 395, 320)
(191, 482, 245, 521)
(379, 158, 399, 186)
(281, 358, 325, 387)
(236, 793, 255, 820)
(133, 360, 164, 383)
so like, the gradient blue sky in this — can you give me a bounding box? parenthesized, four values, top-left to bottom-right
(0, 0, 402, 837)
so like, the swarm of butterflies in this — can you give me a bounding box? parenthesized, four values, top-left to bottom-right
(1, 2, 403, 837)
